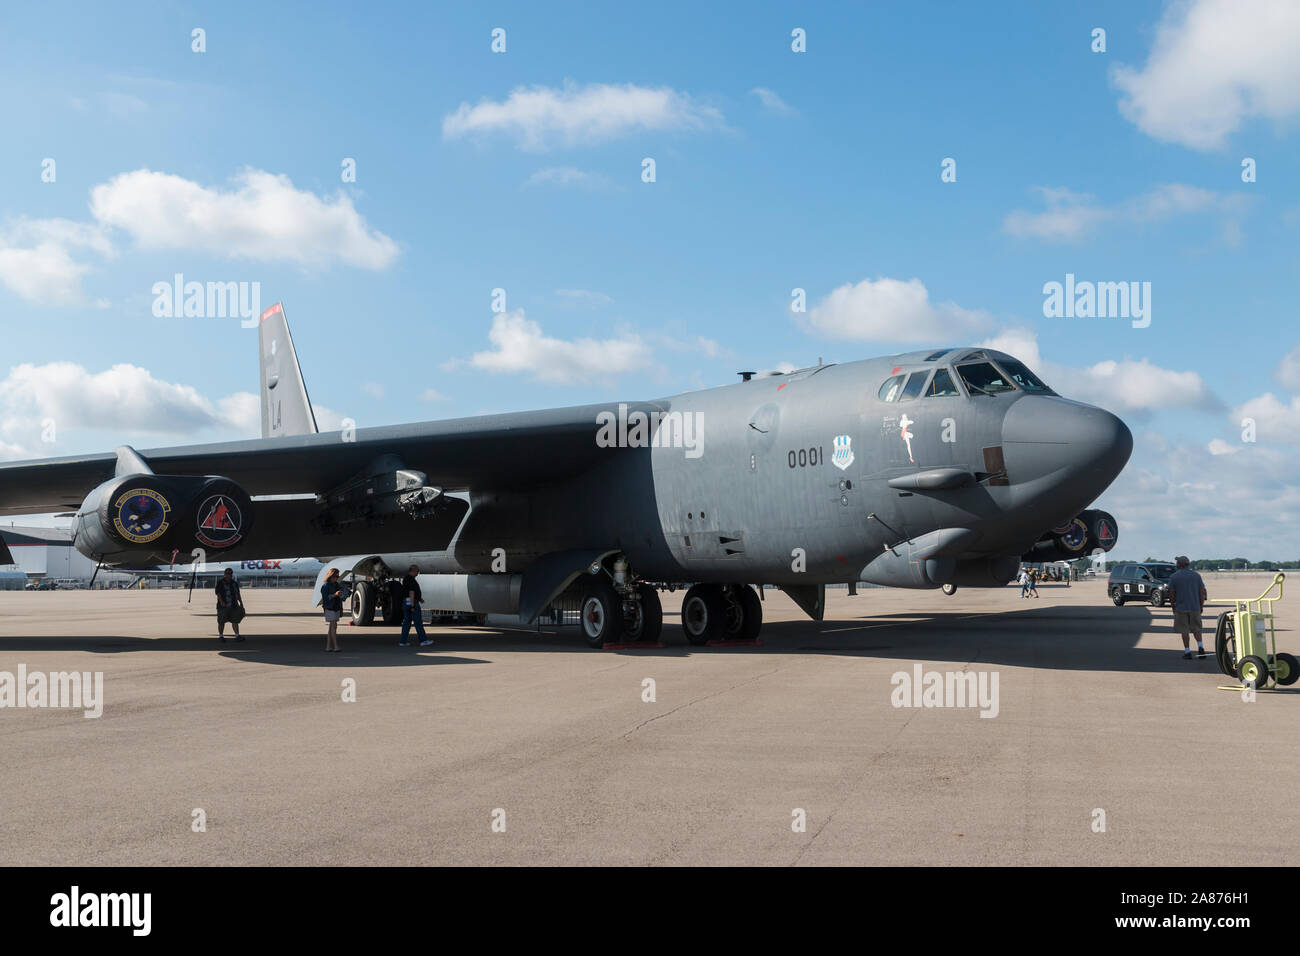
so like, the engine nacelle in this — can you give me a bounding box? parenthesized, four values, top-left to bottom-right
(73, 474, 254, 564)
(1023, 509, 1119, 562)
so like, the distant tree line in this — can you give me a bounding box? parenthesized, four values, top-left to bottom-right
(1102, 557, 1300, 571)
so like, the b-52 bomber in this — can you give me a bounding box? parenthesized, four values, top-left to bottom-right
(0, 303, 1130, 647)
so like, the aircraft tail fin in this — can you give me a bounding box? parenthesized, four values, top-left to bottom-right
(258, 302, 319, 439)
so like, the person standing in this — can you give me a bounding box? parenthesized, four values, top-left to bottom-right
(320, 568, 348, 652)
(1027, 567, 1040, 598)
(1168, 555, 1208, 660)
(1017, 567, 1029, 598)
(400, 564, 433, 647)
(215, 567, 244, 643)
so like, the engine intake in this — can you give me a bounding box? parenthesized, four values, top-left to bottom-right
(73, 473, 254, 564)
(1023, 509, 1118, 562)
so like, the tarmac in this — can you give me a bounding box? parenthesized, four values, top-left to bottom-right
(0, 574, 1295, 866)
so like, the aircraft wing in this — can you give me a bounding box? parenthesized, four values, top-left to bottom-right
(0, 401, 664, 517)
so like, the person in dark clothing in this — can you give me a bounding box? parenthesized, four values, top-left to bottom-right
(400, 564, 432, 647)
(215, 568, 244, 642)
(320, 567, 349, 652)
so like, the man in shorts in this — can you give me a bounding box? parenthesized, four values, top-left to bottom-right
(1168, 555, 1208, 660)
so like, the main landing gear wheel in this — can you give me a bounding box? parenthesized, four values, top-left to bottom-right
(735, 585, 762, 640)
(1111, 587, 1125, 606)
(580, 577, 623, 649)
(381, 579, 404, 626)
(623, 583, 663, 644)
(941, 583, 958, 596)
(681, 584, 762, 644)
(1214, 612, 1236, 678)
(681, 584, 726, 645)
(1237, 654, 1270, 689)
(351, 580, 375, 626)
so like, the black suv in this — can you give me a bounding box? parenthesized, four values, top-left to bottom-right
(1107, 562, 1176, 606)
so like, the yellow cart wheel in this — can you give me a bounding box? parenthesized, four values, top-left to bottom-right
(1238, 655, 1270, 689)
(1276, 652, 1299, 687)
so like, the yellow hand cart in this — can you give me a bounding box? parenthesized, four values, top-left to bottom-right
(1212, 572, 1297, 688)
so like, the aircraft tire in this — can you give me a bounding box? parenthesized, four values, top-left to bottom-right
(580, 577, 623, 648)
(681, 584, 726, 645)
(736, 585, 762, 640)
(381, 580, 404, 626)
(351, 581, 376, 626)
(623, 583, 663, 643)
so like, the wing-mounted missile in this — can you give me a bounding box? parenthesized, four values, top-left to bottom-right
(71, 446, 254, 564)
(312, 454, 446, 533)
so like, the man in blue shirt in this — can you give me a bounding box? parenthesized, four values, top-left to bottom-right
(1168, 556, 1208, 660)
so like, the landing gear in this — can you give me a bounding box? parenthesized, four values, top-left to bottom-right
(580, 577, 623, 649)
(680, 583, 762, 645)
(941, 583, 958, 596)
(681, 584, 726, 644)
(381, 579, 404, 625)
(623, 582, 663, 644)
(351, 580, 375, 625)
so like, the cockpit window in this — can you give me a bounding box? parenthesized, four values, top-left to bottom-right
(924, 349, 954, 362)
(898, 372, 928, 401)
(878, 374, 905, 402)
(997, 358, 1053, 393)
(927, 368, 961, 397)
(957, 362, 1017, 395)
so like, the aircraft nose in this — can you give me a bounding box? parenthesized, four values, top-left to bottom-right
(1000, 397, 1133, 490)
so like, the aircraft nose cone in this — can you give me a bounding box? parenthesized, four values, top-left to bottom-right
(1001, 397, 1133, 488)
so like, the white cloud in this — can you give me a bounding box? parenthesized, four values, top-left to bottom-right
(1233, 392, 1300, 443)
(978, 327, 1216, 413)
(526, 167, 613, 190)
(89, 168, 399, 269)
(442, 82, 725, 150)
(1208, 438, 1240, 456)
(1111, 0, 1300, 150)
(1274, 345, 1300, 391)
(0, 219, 113, 305)
(750, 87, 794, 115)
(460, 310, 652, 385)
(1003, 183, 1248, 243)
(800, 277, 991, 343)
(1100, 431, 1300, 560)
(362, 383, 384, 400)
(0, 362, 257, 457)
(0, 168, 399, 306)
(419, 389, 446, 403)
(311, 405, 348, 432)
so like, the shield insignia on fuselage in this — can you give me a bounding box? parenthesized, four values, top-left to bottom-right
(831, 434, 854, 470)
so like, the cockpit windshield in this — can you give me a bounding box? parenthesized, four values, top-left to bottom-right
(956, 362, 1016, 395)
(998, 358, 1053, 393)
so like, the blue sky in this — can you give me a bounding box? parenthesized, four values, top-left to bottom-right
(2, 1, 1299, 557)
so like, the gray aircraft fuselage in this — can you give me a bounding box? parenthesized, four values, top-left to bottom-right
(415, 348, 1131, 588)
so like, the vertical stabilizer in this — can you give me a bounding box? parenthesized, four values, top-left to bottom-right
(258, 302, 319, 439)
